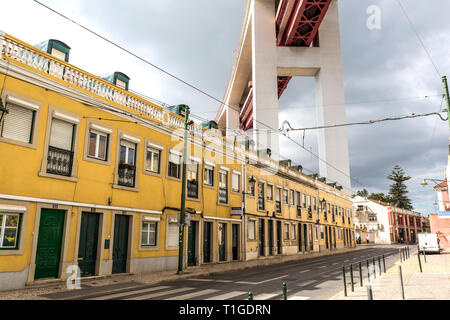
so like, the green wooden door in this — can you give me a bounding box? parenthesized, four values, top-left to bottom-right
(78, 212, 99, 277)
(258, 219, 265, 256)
(276, 221, 282, 254)
(232, 224, 239, 261)
(112, 215, 129, 274)
(187, 221, 197, 266)
(203, 222, 211, 263)
(35, 209, 65, 280)
(268, 220, 273, 255)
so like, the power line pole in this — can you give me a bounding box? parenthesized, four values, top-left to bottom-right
(177, 105, 190, 275)
(443, 76, 450, 128)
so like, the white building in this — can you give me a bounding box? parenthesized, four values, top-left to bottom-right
(352, 196, 390, 244)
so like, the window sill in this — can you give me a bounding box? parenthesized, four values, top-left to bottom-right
(0, 137, 37, 149)
(38, 171, 78, 182)
(138, 245, 160, 252)
(84, 155, 111, 166)
(142, 169, 162, 178)
(113, 184, 139, 192)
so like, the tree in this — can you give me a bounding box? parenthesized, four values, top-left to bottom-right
(387, 165, 413, 210)
(355, 189, 369, 198)
(368, 192, 392, 203)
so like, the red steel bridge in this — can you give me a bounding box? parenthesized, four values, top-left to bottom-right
(240, 0, 332, 131)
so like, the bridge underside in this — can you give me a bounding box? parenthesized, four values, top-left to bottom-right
(215, 0, 351, 191)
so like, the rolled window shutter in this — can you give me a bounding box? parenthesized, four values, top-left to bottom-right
(1, 103, 33, 143)
(167, 223, 179, 247)
(49, 118, 74, 150)
(169, 152, 181, 165)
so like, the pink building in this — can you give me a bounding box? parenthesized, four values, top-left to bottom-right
(432, 181, 450, 249)
(429, 213, 450, 249)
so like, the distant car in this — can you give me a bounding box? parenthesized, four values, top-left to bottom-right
(418, 233, 441, 254)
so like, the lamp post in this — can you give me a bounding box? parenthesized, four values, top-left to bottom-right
(177, 105, 190, 275)
(420, 178, 445, 187)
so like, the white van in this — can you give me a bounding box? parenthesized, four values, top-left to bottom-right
(418, 233, 441, 254)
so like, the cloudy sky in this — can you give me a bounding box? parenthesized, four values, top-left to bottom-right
(1, 0, 449, 215)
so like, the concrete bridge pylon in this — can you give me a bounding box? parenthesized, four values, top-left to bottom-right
(215, 0, 351, 192)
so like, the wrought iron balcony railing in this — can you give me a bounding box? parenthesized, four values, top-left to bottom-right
(218, 187, 228, 204)
(46, 146, 73, 177)
(258, 197, 265, 211)
(118, 163, 136, 187)
(187, 181, 199, 198)
(276, 201, 281, 213)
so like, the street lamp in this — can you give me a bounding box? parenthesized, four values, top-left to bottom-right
(420, 178, 445, 187)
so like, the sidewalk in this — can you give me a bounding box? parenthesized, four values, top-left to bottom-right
(330, 248, 450, 300)
(0, 245, 366, 300)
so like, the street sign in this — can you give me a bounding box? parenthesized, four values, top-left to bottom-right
(438, 211, 450, 219)
(231, 207, 243, 216)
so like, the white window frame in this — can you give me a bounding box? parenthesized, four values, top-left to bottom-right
(87, 129, 108, 161)
(141, 221, 157, 247)
(167, 149, 182, 179)
(0, 213, 21, 249)
(145, 143, 162, 174)
(231, 171, 241, 193)
(203, 164, 215, 187)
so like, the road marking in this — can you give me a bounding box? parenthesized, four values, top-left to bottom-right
(299, 269, 310, 273)
(288, 295, 310, 300)
(236, 274, 288, 285)
(126, 287, 194, 300)
(165, 289, 219, 300)
(253, 293, 278, 300)
(87, 286, 171, 300)
(187, 278, 233, 283)
(319, 265, 326, 268)
(205, 291, 246, 300)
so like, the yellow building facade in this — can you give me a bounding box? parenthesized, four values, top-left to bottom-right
(0, 32, 354, 291)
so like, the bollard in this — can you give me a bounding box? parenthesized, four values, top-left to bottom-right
(378, 256, 382, 276)
(367, 283, 373, 300)
(350, 264, 354, 292)
(342, 266, 347, 297)
(408, 246, 410, 259)
(373, 257, 376, 279)
(359, 261, 363, 286)
(282, 282, 287, 300)
(399, 248, 402, 262)
(382, 255, 386, 273)
(417, 251, 423, 273)
(399, 265, 405, 300)
(366, 259, 370, 282)
(248, 292, 253, 300)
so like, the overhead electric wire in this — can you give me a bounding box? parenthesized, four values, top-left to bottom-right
(396, 0, 442, 79)
(33, 0, 226, 108)
(280, 110, 447, 133)
(34, 0, 436, 195)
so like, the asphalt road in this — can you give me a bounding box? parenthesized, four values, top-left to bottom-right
(43, 245, 414, 300)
